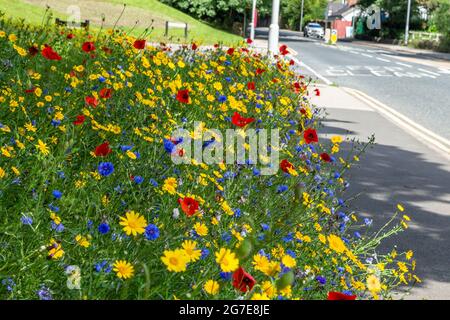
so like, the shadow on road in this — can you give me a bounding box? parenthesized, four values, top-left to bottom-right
(321, 122, 450, 298)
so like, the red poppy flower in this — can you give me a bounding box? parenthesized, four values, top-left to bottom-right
(279, 44, 289, 55)
(320, 152, 332, 162)
(256, 68, 266, 75)
(231, 112, 255, 127)
(82, 41, 95, 53)
(41, 46, 62, 61)
(25, 87, 36, 94)
(133, 39, 146, 50)
(73, 115, 86, 126)
(191, 43, 198, 50)
(304, 128, 318, 144)
(85, 96, 99, 107)
(232, 267, 256, 293)
(178, 197, 199, 217)
(314, 88, 321, 96)
(28, 46, 39, 56)
(227, 47, 235, 55)
(94, 141, 112, 157)
(67, 33, 75, 40)
(280, 159, 294, 173)
(289, 59, 295, 65)
(176, 89, 190, 104)
(300, 108, 307, 115)
(246, 38, 253, 44)
(99, 88, 112, 99)
(247, 82, 256, 91)
(327, 292, 357, 300)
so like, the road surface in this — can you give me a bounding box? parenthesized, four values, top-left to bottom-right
(255, 28, 450, 140)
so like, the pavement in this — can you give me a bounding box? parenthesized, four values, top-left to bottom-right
(309, 86, 450, 300)
(252, 34, 450, 299)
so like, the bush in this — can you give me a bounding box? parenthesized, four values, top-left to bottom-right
(0, 14, 418, 300)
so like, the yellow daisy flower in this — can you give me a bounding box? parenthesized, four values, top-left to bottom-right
(119, 211, 147, 236)
(113, 260, 134, 279)
(161, 249, 189, 272)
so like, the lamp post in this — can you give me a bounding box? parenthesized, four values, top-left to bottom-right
(405, 0, 412, 45)
(250, 0, 257, 40)
(299, 0, 305, 32)
(268, 0, 280, 53)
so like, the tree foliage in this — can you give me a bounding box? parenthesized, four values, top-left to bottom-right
(282, 0, 328, 30)
(160, 0, 272, 25)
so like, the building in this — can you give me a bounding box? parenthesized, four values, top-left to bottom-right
(325, 0, 360, 39)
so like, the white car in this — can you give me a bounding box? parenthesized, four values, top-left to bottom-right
(304, 23, 324, 38)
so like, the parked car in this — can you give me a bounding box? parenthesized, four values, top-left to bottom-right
(304, 23, 324, 38)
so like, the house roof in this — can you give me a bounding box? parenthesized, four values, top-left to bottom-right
(326, 1, 358, 20)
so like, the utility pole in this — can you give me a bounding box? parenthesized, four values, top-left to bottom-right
(250, 0, 257, 40)
(299, 0, 305, 32)
(405, 0, 412, 45)
(268, 0, 280, 54)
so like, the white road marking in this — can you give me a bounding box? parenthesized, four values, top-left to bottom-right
(438, 67, 450, 74)
(418, 68, 440, 76)
(350, 51, 360, 55)
(323, 65, 441, 78)
(395, 62, 412, 68)
(288, 55, 333, 85)
(377, 57, 391, 62)
(361, 53, 373, 58)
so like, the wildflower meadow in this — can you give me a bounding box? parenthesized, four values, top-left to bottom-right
(0, 13, 419, 300)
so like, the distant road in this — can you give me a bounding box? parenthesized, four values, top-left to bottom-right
(255, 28, 450, 139)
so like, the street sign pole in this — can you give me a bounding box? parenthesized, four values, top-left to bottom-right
(268, 0, 280, 54)
(299, 0, 305, 32)
(405, 0, 412, 45)
(250, 0, 257, 40)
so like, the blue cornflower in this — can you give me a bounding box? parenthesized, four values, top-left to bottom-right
(98, 222, 110, 234)
(218, 95, 227, 103)
(48, 203, 60, 212)
(261, 223, 270, 231)
(201, 248, 210, 259)
(252, 167, 260, 176)
(134, 176, 144, 184)
(354, 231, 361, 239)
(149, 178, 158, 187)
(220, 272, 232, 280)
(222, 232, 232, 243)
(37, 286, 52, 300)
(51, 221, 64, 232)
(286, 250, 296, 258)
(364, 218, 373, 226)
(21, 215, 33, 225)
(277, 185, 288, 193)
(234, 208, 241, 218)
(98, 162, 114, 176)
(120, 145, 133, 152)
(52, 190, 62, 199)
(163, 139, 175, 153)
(144, 224, 160, 240)
(316, 276, 326, 285)
(2, 278, 15, 292)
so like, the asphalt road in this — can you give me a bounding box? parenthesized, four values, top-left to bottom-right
(256, 29, 450, 140)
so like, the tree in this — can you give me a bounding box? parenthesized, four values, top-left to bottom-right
(160, 0, 272, 26)
(431, 0, 450, 50)
(358, 0, 424, 38)
(281, 0, 328, 30)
